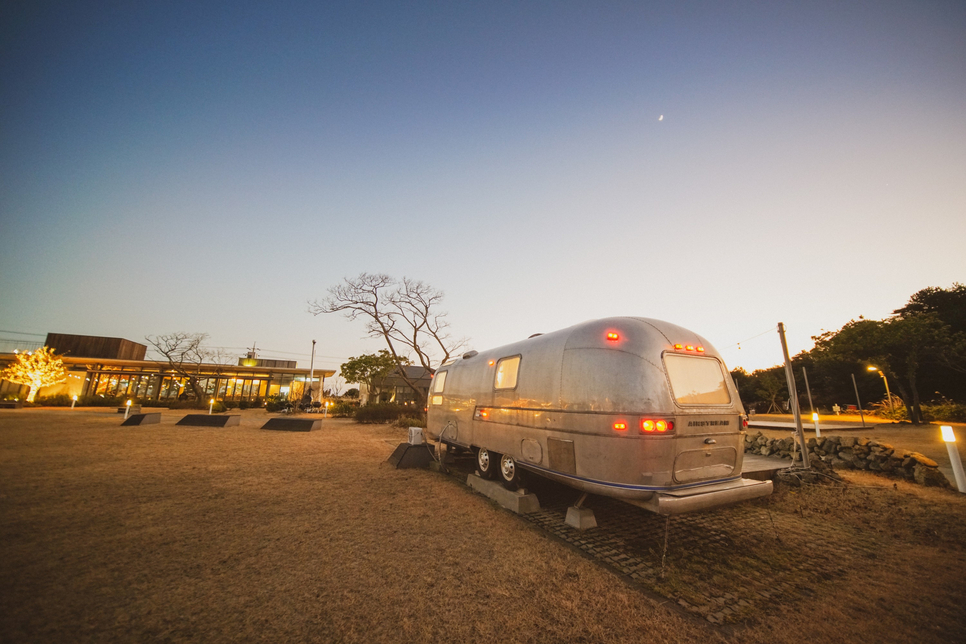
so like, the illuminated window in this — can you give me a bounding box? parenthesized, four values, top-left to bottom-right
(433, 370, 447, 393)
(494, 356, 521, 390)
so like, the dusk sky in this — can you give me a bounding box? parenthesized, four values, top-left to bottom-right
(2, 1, 964, 379)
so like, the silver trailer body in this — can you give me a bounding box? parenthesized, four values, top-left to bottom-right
(426, 317, 772, 515)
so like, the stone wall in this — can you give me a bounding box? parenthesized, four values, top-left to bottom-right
(744, 432, 951, 488)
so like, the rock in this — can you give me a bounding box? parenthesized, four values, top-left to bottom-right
(837, 451, 855, 463)
(839, 437, 857, 448)
(914, 464, 951, 488)
(910, 453, 939, 468)
(857, 438, 870, 447)
(830, 457, 849, 470)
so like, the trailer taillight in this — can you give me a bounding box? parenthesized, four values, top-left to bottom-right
(641, 419, 674, 433)
(606, 332, 620, 342)
(613, 421, 627, 431)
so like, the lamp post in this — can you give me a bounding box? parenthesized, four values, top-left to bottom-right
(209, 398, 215, 415)
(867, 366, 894, 414)
(124, 399, 132, 420)
(71, 395, 77, 410)
(941, 426, 966, 493)
(812, 412, 821, 438)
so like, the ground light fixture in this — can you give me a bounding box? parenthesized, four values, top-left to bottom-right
(124, 399, 132, 420)
(71, 395, 77, 410)
(812, 412, 821, 438)
(941, 426, 966, 493)
(209, 398, 215, 415)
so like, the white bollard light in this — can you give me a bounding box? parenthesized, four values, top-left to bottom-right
(941, 426, 966, 493)
(124, 399, 132, 420)
(209, 398, 215, 415)
(812, 412, 821, 438)
(71, 395, 77, 410)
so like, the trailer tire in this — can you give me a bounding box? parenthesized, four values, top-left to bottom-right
(476, 447, 499, 480)
(499, 454, 524, 489)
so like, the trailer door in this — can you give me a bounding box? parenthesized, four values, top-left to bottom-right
(662, 353, 740, 483)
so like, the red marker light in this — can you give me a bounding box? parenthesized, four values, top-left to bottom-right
(685, 345, 695, 351)
(613, 422, 627, 431)
(641, 419, 674, 434)
(606, 332, 620, 342)
(696, 346, 705, 353)
(488, 360, 495, 366)
(674, 344, 683, 350)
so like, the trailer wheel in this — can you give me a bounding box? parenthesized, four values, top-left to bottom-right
(476, 447, 499, 480)
(499, 454, 524, 489)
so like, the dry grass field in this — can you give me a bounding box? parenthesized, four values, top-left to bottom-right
(1, 408, 965, 643)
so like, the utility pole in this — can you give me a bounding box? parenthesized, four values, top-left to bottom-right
(851, 373, 867, 428)
(802, 367, 815, 416)
(778, 323, 809, 468)
(308, 340, 316, 402)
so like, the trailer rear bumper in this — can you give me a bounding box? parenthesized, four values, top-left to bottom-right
(623, 477, 773, 515)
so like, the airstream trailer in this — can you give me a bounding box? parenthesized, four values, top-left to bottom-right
(426, 317, 772, 515)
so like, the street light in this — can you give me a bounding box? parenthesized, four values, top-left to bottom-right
(867, 366, 895, 414)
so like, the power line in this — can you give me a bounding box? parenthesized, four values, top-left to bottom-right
(0, 330, 46, 337)
(722, 325, 778, 350)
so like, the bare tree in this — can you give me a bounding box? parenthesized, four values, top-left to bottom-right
(145, 332, 232, 402)
(309, 273, 466, 396)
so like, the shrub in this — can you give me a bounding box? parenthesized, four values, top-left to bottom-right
(394, 415, 426, 429)
(330, 401, 358, 417)
(922, 396, 966, 423)
(869, 395, 907, 421)
(265, 394, 290, 413)
(354, 403, 409, 424)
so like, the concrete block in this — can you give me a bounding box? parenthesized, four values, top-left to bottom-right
(261, 418, 321, 432)
(565, 506, 598, 530)
(466, 473, 541, 514)
(120, 413, 161, 426)
(387, 443, 434, 468)
(176, 414, 241, 427)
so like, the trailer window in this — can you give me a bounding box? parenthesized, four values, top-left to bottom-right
(494, 356, 520, 390)
(432, 371, 447, 393)
(664, 354, 731, 405)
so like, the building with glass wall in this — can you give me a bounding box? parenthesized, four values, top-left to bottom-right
(0, 333, 334, 403)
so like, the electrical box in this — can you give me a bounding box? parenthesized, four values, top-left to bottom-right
(408, 427, 424, 445)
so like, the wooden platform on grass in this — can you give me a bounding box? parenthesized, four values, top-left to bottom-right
(176, 414, 240, 427)
(120, 413, 161, 426)
(261, 418, 321, 432)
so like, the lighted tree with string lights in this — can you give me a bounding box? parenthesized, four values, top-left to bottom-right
(1, 346, 68, 402)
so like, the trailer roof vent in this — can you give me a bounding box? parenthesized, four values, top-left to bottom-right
(462, 350, 479, 359)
